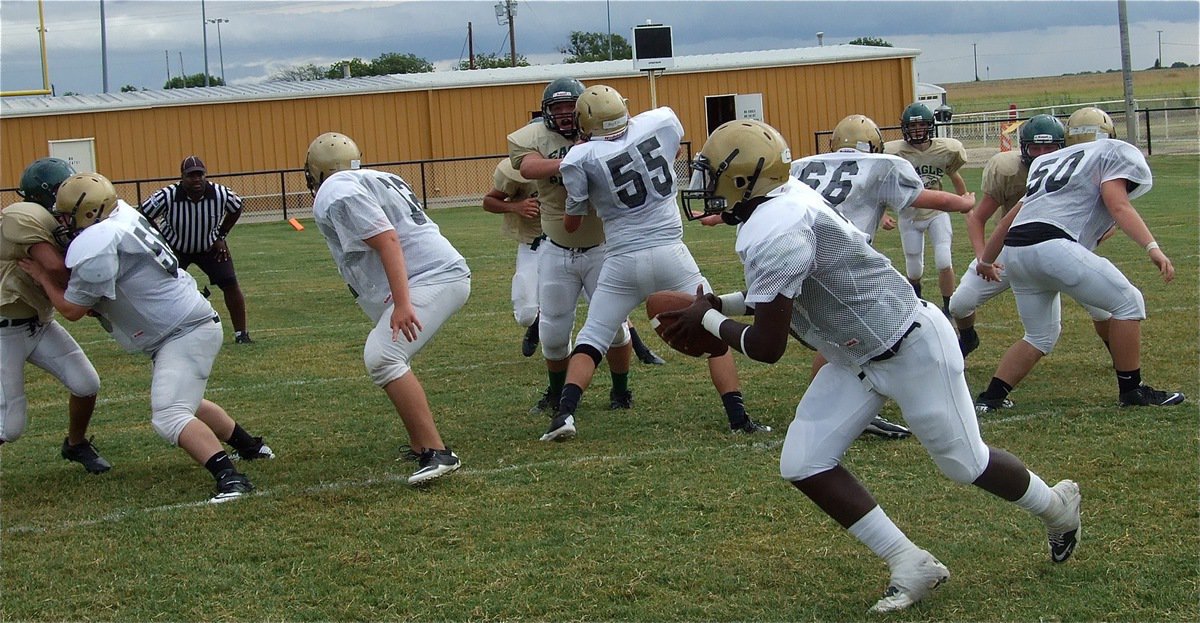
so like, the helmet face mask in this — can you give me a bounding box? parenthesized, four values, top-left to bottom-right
(1019, 114, 1067, 166)
(681, 119, 792, 219)
(1065, 107, 1115, 146)
(900, 103, 936, 146)
(305, 132, 362, 193)
(54, 173, 119, 240)
(575, 85, 629, 140)
(18, 157, 76, 210)
(541, 78, 585, 138)
(830, 114, 883, 153)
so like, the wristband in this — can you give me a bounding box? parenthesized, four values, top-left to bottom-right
(1144, 241, 1159, 252)
(976, 260, 993, 269)
(717, 291, 747, 316)
(701, 308, 729, 338)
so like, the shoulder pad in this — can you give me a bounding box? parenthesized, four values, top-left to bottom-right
(1, 202, 60, 248)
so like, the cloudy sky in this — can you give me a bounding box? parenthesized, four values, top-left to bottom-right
(1, 0, 1197, 95)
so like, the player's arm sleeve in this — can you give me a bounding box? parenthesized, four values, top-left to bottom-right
(743, 231, 813, 306)
(507, 131, 533, 172)
(1, 208, 58, 247)
(138, 189, 166, 220)
(560, 156, 590, 216)
(884, 163, 925, 211)
(333, 190, 393, 251)
(1103, 142, 1154, 200)
(948, 141, 968, 174)
(64, 251, 118, 306)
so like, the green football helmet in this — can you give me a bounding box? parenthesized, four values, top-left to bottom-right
(17, 157, 76, 210)
(541, 77, 585, 138)
(1019, 114, 1067, 166)
(900, 102, 935, 145)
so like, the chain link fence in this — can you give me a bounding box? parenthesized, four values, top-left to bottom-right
(813, 99, 1199, 164)
(2, 146, 697, 224)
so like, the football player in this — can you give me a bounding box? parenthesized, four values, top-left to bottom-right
(949, 114, 1113, 367)
(20, 173, 274, 503)
(508, 78, 636, 416)
(884, 103, 969, 315)
(789, 114, 975, 440)
(1, 158, 110, 473)
(665, 119, 1082, 613)
(974, 107, 1185, 410)
(306, 132, 468, 485)
(542, 85, 768, 442)
(482, 156, 544, 357)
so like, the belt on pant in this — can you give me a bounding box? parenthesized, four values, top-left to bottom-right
(0, 317, 38, 328)
(550, 239, 600, 254)
(870, 321, 921, 362)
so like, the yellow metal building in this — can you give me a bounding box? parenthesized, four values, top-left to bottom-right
(1, 45, 918, 189)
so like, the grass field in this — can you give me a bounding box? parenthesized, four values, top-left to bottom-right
(945, 67, 1199, 112)
(2, 156, 1196, 621)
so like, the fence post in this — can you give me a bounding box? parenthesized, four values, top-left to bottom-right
(420, 161, 428, 206)
(280, 171, 288, 219)
(136, 181, 142, 204)
(1143, 109, 1152, 155)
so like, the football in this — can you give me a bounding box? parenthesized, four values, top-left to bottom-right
(646, 290, 730, 358)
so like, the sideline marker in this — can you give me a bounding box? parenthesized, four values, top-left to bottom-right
(288, 218, 305, 231)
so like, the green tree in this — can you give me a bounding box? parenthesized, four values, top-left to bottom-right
(456, 52, 530, 70)
(270, 63, 326, 82)
(559, 31, 632, 63)
(848, 36, 893, 47)
(164, 73, 225, 89)
(119, 84, 143, 92)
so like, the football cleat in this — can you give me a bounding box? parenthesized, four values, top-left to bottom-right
(730, 417, 771, 434)
(958, 331, 980, 358)
(529, 388, 561, 415)
(1043, 480, 1082, 563)
(540, 414, 577, 442)
(231, 437, 275, 461)
(868, 549, 950, 613)
(408, 448, 461, 485)
(609, 389, 633, 410)
(861, 416, 912, 440)
(211, 469, 254, 504)
(974, 395, 1014, 414)
(1118, 384, 1185, 407)
(234, 331, 254, 344)
(61, 437, 113, 474)
(398, 445, 421, 462)
(521, 321, 539, 358)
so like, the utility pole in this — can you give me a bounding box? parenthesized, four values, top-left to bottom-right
(1156, 30, 1163, 68)
(468, 22, 475, 69)
(1117, 0, 1138, 144)
(202, 0, 210, 86)
(973, 43, 979, 81)
(100, 0, 109, 92)
(606, 0, 613, 60)
(495, 0, 517, 67)
(207, 18, 228, 83)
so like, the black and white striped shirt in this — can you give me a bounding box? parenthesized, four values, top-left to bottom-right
(139, 182, 243, 254)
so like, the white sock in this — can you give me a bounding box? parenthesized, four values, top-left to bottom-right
(847, 505, 919, 568)
(1013, 470, 1054, 517)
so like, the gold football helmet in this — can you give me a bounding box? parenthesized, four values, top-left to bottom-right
(1065, 107, 1115, 145)
(830, 114, 884, 153)
(54, 173, 118, 234)
(305, 132, 362, 193)
(575, 85, 629, 140)
(682, 119, 792, 217)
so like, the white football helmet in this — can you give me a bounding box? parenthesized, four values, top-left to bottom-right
(305, 132, 362, 193)
(1065, 107, 1115, 145)
(682, 119, 792, 217)
(830, 114, 884, 153)
(575, 85, 629, 140)
(54, 172, 118, 235)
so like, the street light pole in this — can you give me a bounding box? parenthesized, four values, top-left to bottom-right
(207, 18, 228, 83)
(201, 0, 210, 86)
(973, 42, 979, 81)
(1156, 30, 1163, 68)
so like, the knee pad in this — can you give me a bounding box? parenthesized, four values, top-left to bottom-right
(570, 343, 603, 367)
(947, 288, 976, 320)
(1023, 329, 1059, 356)
(0, 397, 29, 442)
(151, 410, 195, 445)
(934, 245, 954, 271)
(66, 366, 101, 399)
(514, 305, 539, 328)
(540, 311, 575, 361)
(365, 339, 412, 387)
(931, 451, 989, 484)
(610, 322, 631, 348)
(1109, 286, 1146, 321)
(904, 252, 925, 280)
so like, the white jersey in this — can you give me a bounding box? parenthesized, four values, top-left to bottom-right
(64, 202, 215, 354)
(736, 180, 919, 366)
(313, 169, 470, 323)
(789, 150, 924, 242)
(561, 107, 684, 255)
(1013, 139, 1152, 250)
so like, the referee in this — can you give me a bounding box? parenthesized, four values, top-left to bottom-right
(140, 156, 254, 343)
